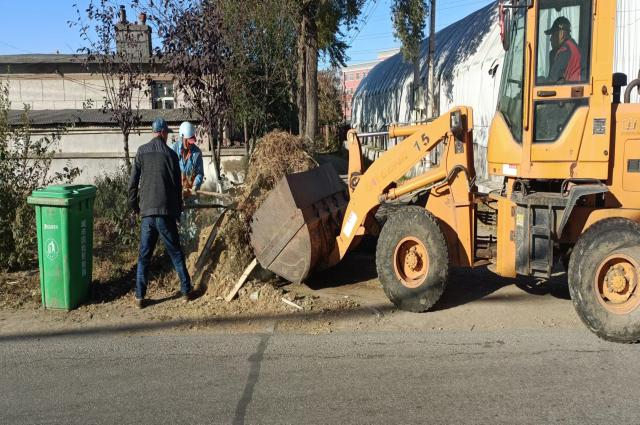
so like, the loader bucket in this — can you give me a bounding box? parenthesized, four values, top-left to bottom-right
(250, 164, 349, 283)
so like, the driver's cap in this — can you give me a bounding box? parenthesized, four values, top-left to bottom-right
(544, 16, 571, 35)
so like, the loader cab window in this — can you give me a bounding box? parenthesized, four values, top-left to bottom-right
(497, 7, 526, 143)
(533, 0, 592, 143)
(535, 0, 592, 85)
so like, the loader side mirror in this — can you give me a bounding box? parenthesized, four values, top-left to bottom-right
(612, 73, 628, 104)
(500, 1, 512, 51)
(450, 110, 465, 140)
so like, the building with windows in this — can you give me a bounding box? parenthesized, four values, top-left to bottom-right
(0, 54, 179, 111)
(0, 11, 244, 187)
(341, 48, 399, 122)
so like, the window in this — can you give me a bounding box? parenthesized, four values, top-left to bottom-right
(152, 81, 175, 109)
(533, 0, 591, 144)
(535, 0, 592, 85)
(497, 7, 526, 143)
(534, 99, 588, 142)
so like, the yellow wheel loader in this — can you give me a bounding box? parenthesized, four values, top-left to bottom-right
(250, 0, 640, 343)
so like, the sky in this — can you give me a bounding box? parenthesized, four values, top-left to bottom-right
(337, 0, 495, 66)
(0, 0, 496, 66)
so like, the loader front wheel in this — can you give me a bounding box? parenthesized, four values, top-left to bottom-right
(568, 218, 640, 343)
(376, 206, 449, 312)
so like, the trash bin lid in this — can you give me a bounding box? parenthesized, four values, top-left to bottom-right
(27, 184, 97, 206)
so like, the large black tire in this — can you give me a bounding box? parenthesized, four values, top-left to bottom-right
(568, 218, 640, 343)
(376, 206, 449, 312)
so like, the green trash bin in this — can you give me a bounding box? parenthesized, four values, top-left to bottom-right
(27, 184, 97, 310)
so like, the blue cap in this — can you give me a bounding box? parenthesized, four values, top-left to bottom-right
(152, 117, 169, 133)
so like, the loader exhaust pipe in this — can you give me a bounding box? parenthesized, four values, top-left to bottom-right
(625, 78, 640, 104)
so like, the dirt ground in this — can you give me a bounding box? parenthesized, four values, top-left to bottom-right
(0, 239, 581, 338)
(0, 197, 581, 337)
(0, 207, 361, 330)
(0, 200, 581, 337)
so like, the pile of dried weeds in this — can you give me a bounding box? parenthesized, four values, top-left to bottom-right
(240, 130, 317, 217)
(198, 131, 317, 298)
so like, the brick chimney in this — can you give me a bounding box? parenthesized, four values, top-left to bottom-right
(115, 5, 152, 61)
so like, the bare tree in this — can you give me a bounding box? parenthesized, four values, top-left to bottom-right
(155, 0, 229, 187)
(73, 3, 152, 172)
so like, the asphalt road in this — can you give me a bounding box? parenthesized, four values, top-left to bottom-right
(1, 328, 639, 424)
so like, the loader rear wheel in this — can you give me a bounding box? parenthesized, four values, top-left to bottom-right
(568, 218, 640, 343)
(376, 206, 449, 312)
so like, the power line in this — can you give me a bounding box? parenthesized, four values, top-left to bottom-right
(438, 0, 493, 12)
(0, 40, 31, 54)
(365, 0, 492, 23)
(347, 0, 382, 45)
(345, 0, 494, 64)
(436, 0, 493, 10)
(348, 46, 400, 54)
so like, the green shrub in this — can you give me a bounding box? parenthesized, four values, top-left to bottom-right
(0, 82, 81, 270)
(94, 167, 139, 249)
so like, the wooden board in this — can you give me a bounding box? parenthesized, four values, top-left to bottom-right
(189, 209, 230, 286)
(225, 258, 258, 302)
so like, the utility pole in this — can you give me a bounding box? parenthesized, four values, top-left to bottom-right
(426, 0, 436, 118)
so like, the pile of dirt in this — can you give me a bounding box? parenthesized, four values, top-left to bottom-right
(198, 130, 317, 299)
(212, 280, 361, 317)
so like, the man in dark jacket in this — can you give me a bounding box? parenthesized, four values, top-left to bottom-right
(128, 118, 192, 308)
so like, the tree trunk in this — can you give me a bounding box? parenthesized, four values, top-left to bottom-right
(324, 124, 330, 148)
(243, 119, 249, 155)
(296, 16, 307, 136)
(216, 138, 222, 181)
(123, 131, 132, 172)
(413, 59, 420, 108)
(216, 120, 223, 180)
(208, 129, 221, 191)
(305, 16, 318, 143)
(427, 0, 437, 118)
(223, 121, 230, 147)
(286, 69, 296, 132)
(250, 121, 259, 155)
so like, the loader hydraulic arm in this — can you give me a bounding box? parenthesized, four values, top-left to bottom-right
(330, 107, 473, 264)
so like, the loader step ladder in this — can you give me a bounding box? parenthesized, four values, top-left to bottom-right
(528, 205, 555, 277)
(513, 195, 565, 279)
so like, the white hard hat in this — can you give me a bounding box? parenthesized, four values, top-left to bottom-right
(179, 121, 196, 139)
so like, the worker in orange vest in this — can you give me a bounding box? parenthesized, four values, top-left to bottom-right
(545, 17, 582, 83)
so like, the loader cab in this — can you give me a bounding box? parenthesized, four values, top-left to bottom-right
(488, 0, 617, 180)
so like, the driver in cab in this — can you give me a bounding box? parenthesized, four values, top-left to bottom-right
(544, 16, 582, 83)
